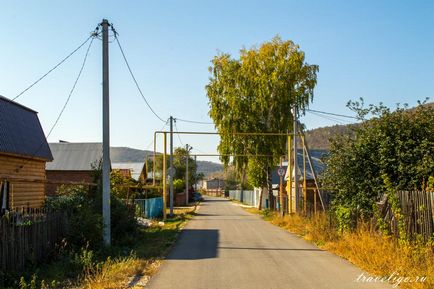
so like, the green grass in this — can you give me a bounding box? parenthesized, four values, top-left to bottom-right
(12, 207, 196, 289)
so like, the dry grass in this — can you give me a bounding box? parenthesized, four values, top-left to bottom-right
(78, 206, 197, 289)
(249, 209, 433, 289)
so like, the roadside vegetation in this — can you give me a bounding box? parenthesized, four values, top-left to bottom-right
(242, 100, 434, 289)
(322, 99, 433, 232)
(246, 208, 433, 289)
(3, 165, 196, 289)
(14, 206, 194, 289)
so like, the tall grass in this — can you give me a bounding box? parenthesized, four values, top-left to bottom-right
(250, 209, 433, 289)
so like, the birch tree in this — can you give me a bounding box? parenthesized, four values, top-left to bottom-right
(206, 36, 318, 209)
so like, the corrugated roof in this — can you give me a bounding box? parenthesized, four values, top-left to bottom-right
(112, 162, 145, 181)
(46, 142, 104, 171)
(271, 149, 327, 185)
(0, 95, 53, 160)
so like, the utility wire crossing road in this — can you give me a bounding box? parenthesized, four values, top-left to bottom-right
(146, 196, 391, 289)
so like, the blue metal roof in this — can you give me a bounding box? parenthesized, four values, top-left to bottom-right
(0, 96, 53, 160)
(271, 149, 327, 185)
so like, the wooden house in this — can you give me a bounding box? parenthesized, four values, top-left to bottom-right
(0, 96, 53, 210)
(284, 149, 328, 213)
(45, 142, 105, 195)
(112, 162, 146, 182)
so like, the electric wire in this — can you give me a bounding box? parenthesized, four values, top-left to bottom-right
(15, 35, 95, 173)
(46, 36, 95, 138)
(175, 118, 214, 125)
(13, 35, 94, 101)
(174, 120, 184, 146)
(305, 109, 358, 119)
(113, 33, 167, 123)
(306, 110, 351, 125)
(144, 119, 170, 151)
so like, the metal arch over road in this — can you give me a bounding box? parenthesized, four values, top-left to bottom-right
(146, 196, 392, 289)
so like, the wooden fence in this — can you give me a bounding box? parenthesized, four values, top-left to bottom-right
(0, 208, 67, 272)
(377, 191, 434, 241)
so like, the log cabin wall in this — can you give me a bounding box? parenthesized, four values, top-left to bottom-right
(0, 153, 46, 209)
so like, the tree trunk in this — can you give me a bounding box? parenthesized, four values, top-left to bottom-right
(258, 188, 263, 210)
(240, 169, 246, 203)
(267, 166, 274, 210)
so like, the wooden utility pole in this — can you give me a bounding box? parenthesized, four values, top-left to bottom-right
(101, 19, 111, 246)
(293, 106, 299, 212)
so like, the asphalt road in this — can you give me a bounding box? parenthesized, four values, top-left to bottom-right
(146, 196, 391, 289)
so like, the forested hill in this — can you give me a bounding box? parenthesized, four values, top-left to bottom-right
(303, 124, 357, 150)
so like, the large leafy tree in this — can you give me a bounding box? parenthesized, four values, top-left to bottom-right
(206, 36, 318, 208)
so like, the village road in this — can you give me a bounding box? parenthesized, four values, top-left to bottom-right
(146, 196, 392, 289)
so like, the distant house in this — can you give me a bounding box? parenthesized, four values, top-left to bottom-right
(0, 96, 53, 209)
(203, 178, 225, 196)
(254, 150, 327, 211)
(285, 149, 327, 212)
(203, 178, 225, 190)
(112, 162, 146, 182)
(45, 142, 106, 195)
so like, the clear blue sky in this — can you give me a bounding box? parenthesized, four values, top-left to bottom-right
(1, 1, 433, 162)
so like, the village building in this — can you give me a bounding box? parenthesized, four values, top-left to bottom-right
(202, 178, 225, 196)
(45, 142, 106, 195)
(112, 162, 146, 182)
(0, 96, 53, 209)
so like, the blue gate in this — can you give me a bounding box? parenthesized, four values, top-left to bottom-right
(134, 197, 163, 219)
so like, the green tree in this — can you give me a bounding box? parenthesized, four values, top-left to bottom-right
(206, 36, 318, 208)
(152, 147, 198, 193)
(322, 99, 434, 229)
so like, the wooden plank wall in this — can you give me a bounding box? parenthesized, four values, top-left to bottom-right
(379, 191, 434, 241)
(0, 154, 46, 208)
(0, 209, 66, 273)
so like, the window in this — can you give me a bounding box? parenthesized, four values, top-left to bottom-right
(0, 180, 10, 213)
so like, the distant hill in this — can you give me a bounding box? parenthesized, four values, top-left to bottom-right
(111, 147, 154, 162)
(303, 102, 433, 149)
(303, 124, 358, 150)
(110, 147, 223, 176)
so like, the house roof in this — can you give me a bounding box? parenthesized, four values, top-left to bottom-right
(0, 95, 53, 161)
(112, 162, 145, 181)
(270, 149, 327, 186)
(46, 142, 104, 171)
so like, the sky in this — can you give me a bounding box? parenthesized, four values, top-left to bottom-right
(1, 1, 433, 163)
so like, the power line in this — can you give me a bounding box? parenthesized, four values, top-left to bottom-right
(174, 120, 184, 146)
(307, 110, 350, 125)
(46, 36, 95, 138)
(144, 119, 169, 151)
(305, 109, 358, 120)
(15, 35, 95, 174)
(13, 34, 96, 101)
(113, 33, 167, 123)
(175, 118, 214, 125)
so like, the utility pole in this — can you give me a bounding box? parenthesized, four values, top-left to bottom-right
(185, 144, 192, 205)
(169, 116, 174, 217)
(293, 105, 299, 213)
(194, 155, 197, 191)
(101, 19, 111, 246)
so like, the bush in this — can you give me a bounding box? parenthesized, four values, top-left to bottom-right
(173, 179, 185, 194)
(322, 100, 434, 230)
(45, 185, 138, 249)
(45, 187, 102, 249)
